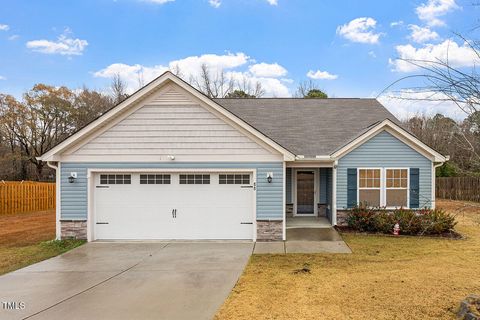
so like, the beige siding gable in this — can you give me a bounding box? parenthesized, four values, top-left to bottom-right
(63, 84, 282, 162)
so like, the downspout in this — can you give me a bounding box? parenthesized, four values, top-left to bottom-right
(47, 161, 61, 240)
(331, 159, 338, 226)
(432, 161, 444, 210)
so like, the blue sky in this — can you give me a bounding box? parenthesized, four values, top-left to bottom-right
(0, 0, 478, 119)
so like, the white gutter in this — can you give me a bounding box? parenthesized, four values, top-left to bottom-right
(431, 160, 446, 210)
(47, 161, 61, 240)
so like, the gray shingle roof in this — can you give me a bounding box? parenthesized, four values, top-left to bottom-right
(213, 98, 399, 157)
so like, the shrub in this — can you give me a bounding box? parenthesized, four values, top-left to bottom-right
(346, 203, 378, 232)
(346, 206, 457, 235)
(420, 208, 457, 235)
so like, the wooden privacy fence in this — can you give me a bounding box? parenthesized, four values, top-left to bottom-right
(436, 177, 480, 202)
(0, 181, 56, 214)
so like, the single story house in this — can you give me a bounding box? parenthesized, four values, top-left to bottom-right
(39, 71, 447, 241)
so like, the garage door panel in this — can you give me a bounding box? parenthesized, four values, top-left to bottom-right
(94, 172, 254, 240)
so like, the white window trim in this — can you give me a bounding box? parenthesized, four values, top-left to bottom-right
(357, 168, 382, 208)
(384, 167, 410, 209)
(357, 167, 410, 209)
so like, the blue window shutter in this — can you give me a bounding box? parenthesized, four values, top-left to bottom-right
(410, 168, 420, 208)
(347, 168, 357, 208)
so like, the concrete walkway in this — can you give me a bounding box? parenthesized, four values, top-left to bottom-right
(0, 242, 253, 320)
(254, 228, 352, 254)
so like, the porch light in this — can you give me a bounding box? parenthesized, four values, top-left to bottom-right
(68, 172, 77, 184)
(267, 172, 273, 183)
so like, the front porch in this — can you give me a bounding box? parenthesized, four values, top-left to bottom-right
(285, 164, 336, 226)
(286, 216, 331, 228)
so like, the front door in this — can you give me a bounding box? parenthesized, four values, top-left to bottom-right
(296, 170, 315, 215)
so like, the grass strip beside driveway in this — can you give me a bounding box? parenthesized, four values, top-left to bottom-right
(0, 210, 85, 275)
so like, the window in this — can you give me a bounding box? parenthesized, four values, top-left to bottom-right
(358, 169, 381, 207)
(179, 174, 210, 184)
(219, 174, 250, 185)
(140, 174, 171, 185)
(100, 174, 131, 185)
(357, 168, 410, 208)
(385, 169, 408, 207)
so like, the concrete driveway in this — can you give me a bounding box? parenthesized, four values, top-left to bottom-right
(0, 242, 253, 320)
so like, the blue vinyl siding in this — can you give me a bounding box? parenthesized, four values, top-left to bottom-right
(337, 131, 432, 209)
(60, 162, 283, 221)
(319, 168, 328, 203)
(320, 168, 332, 222)
(286, 168, 292, 203)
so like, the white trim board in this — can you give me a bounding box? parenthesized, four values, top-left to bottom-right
(357, 167, 410, 209)
(331, 119, 447, 163)
(38, 72, 295, 162)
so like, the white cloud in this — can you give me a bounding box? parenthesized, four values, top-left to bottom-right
(379, 89, 466, 120)
(26, 30, 88, 56)
(227, 71, 290, 96)
(248, 62, 287, 77)
(306, 69, 338, 80)
(266, 0, 278, 5)
(0, 24, 9, 31)
(142, 0, 175, 4)
(93, 63, 169, 90)
(94, 53, 291, 97)
(8, 34, 19, 40)
(169, 52, 249, 75)
(368, 51, 377, 58)
(336, 17, 383, 44)
(0, 75, 6, 80)
(415, 0, 459, 27)
(408, 24, 439, 43)
(390, 20, 404, 27)
(209, 0, 221, 8)
(390, 39, 479, 72)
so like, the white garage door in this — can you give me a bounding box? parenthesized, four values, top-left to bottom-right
(94, 172, 255, 240)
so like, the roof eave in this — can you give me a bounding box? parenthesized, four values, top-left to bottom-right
(331, 119, 448, 163)
(38, 71, 296, 162)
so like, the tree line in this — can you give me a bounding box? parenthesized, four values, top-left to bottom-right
(2, 46, 478, 181)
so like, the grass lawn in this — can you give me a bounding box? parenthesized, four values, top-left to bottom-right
(215, 199, 480, 320)
(0, 210, 84, 275)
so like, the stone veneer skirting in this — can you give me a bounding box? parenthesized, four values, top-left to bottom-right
(256, 220, 283, 241)
(60, 220, 87, 240)
(336, 210, 349, 226)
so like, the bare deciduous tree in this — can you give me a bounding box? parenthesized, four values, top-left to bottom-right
(383, 33, 480, 173)
(236, 75, 265, 98)
(191, 64, 235, 98)
(294, 80, 328, 98)
(111, 73, 129, 104)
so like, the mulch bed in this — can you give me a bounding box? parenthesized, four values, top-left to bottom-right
(335, 226, 464, 240)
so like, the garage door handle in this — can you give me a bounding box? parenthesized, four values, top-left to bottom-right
(241, 185, 254, 188)
(96, 222, 109, 224)
(240, 222, 253, 225)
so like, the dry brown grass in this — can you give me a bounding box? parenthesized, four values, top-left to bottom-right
(0, 210, 83, 275)
(215, 200, 480, 320)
